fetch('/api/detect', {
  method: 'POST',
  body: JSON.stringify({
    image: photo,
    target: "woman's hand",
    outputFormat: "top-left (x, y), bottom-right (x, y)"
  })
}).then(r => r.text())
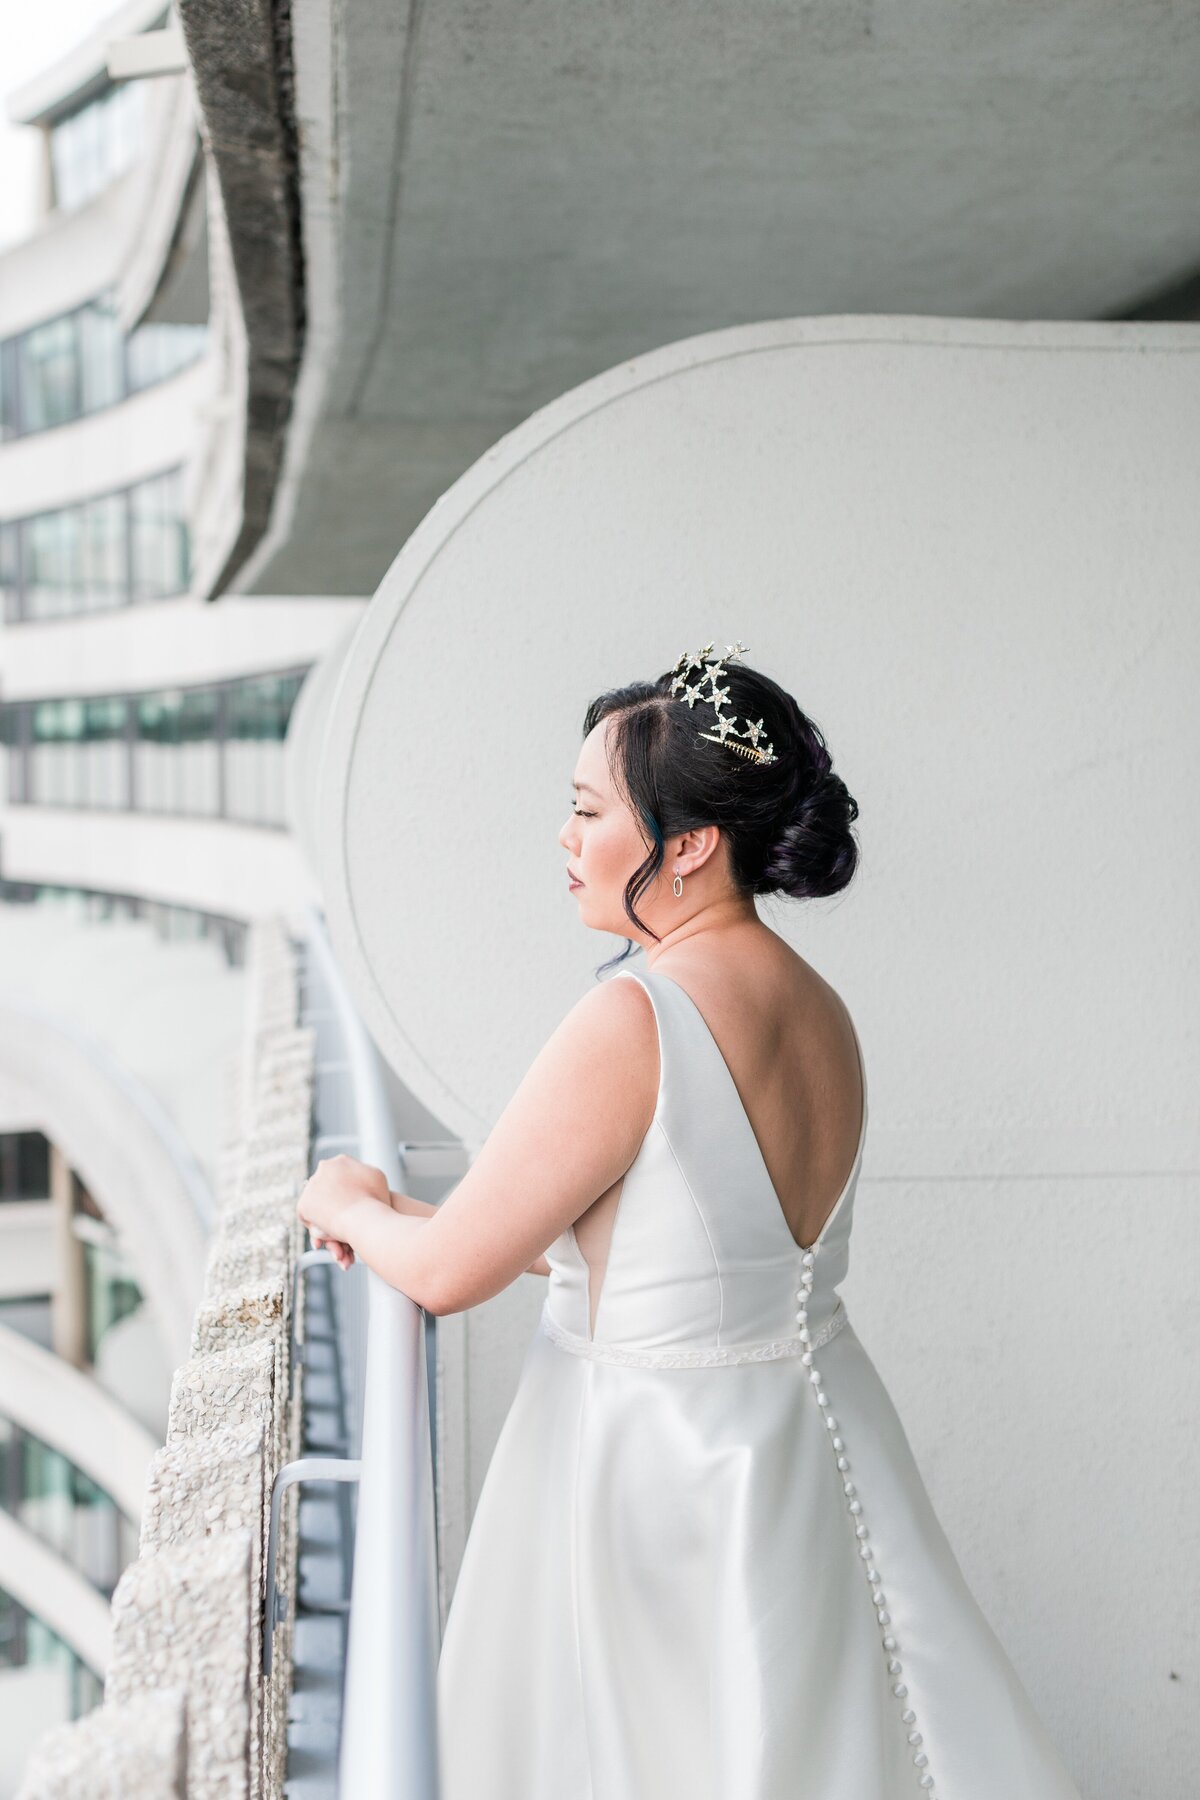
top-left (310, 1231), bottom-right (355, 1271)
top-left (297, 1155), bottom-right (392, 1265)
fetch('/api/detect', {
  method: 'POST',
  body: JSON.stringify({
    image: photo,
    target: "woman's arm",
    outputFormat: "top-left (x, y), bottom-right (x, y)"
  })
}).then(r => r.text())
top-left (389, 1188), bottom-right (550, 1277)
top-left (305, 978), bottom-right (658, 1314)
top-left (387, 1189), bottom-right (438, 1219)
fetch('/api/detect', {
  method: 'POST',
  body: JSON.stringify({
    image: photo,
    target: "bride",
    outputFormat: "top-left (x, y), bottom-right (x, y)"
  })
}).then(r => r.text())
top-left (298, 642), bottom-right (1083, 1800)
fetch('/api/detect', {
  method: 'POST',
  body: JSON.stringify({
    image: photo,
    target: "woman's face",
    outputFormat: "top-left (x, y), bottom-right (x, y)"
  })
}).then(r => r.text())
top-left (559, 718), bottom-right (661, 940)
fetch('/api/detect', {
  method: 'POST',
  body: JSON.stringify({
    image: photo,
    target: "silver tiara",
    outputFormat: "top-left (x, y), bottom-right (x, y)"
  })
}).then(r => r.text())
top-left (668, 642), bottom-right (779, 765)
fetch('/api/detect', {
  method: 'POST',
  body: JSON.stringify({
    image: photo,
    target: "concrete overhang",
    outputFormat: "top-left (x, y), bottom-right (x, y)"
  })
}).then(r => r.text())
top-left (178, 0), bottom-right (1200, 602)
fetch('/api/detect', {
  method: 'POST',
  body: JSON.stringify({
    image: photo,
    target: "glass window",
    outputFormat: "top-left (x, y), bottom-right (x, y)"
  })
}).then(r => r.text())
top-left (31, 698), bottom-right (85, 807)
top-left (18, 1437), bottom-right (74, 1562)
top-left (1, 1417), bottom-right (134, 1600)
top-left (82, 1238), bottom-right (143, 1370)
top-left (135, 688), bottom-right (181, 813)
top-left (0, 1298), bottom-right (54, 1351)
top-left (1, 291), bottom-right (207, 438)
top-left (0, 337), bottom-right (18, 440)
top-left (82, 492), bottom-right (129, 612)
top-left (25, 510), bottom-right (82, 621)
top-left (0, 703), bottom-right (29, 802)
top-left (0, 1587), bottom-right (103, 1721)
top-left (4, 467), bottom-right (182, 620)
top-left (0, 521), bottom-right (19, 623)
top-left (179, 687), bottom-right (221, 816)
top-left (126, 321), bottom-right (208, 393)
top-left (9, 673), bottom-right (304, 824)
top-left (224, 674), bottom-right (303, 826)
top-left (82, 697), bottom-right (129, 810)
top-left (50, 82), bottom-right (144, 214)
top-left (130, 468), bottom-right (188, 600)
top-left (18, 315), bottom-right (80, 432)
top-left (78, 297), bottom-right (124, 413)
top-left (0, 1131), bottom-right (50, 1200)
top-left (135, 686), bottom-right (221, 816)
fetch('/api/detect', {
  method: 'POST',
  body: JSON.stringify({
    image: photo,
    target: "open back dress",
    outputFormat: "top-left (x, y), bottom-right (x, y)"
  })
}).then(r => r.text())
top-left (436, 965), bottom-right (1083, 1800)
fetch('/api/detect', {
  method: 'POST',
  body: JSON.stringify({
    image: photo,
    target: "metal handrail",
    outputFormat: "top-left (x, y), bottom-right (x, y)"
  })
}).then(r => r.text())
top-left (264, 1456), bottom-right (362, 1677)
top-left (302, 906), bottom-right (442, 1798)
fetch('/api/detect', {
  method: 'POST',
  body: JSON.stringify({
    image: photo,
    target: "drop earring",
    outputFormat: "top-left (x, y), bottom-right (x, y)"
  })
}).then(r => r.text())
top-left (673, 873), bottom-right (684, 898)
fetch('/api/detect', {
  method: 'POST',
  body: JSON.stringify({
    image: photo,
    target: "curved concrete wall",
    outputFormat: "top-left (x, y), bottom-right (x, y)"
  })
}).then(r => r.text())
top-left (0, 355), bottom-right (215, 524)
top-left (0, 595), bottom-right (363, 702)
top-left (315, 314), bottom-right (1199, 1798)
top-left (0, 810), bottom-right (319, 926)
top-left (0, 1324), bottom-right (158, 1526)
top-left (0, 1512), bottom-right (111, 1673)
top-left (0, 1005), bottom-right (208, 1367)
top-left (0, 64), bottom-right (188, 341)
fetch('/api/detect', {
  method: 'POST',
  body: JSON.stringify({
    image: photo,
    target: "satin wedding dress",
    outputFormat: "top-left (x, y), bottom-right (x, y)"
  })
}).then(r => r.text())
top-left (436, 966), bottom-right (1083, 1800)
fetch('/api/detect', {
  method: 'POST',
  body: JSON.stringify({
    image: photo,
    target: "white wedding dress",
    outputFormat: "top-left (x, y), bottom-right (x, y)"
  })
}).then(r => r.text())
top-left (436, 966), bottom-right (1083, 1799)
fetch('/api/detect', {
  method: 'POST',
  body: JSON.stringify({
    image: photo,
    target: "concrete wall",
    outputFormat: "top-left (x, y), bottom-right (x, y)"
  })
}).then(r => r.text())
top-left (0, 597), bottom-right (364, 704)
top-left (0, 811), bottom-right (319, 926)
top-left (309, 313), bottom-right (1200, 1800)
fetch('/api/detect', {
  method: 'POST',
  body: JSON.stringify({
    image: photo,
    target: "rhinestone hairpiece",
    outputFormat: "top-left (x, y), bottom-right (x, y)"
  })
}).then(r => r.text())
top-left (668, 641), bottom-right (779, 765)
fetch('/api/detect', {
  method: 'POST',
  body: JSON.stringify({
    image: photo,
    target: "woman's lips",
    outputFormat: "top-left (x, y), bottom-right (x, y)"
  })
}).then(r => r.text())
top-left (568, 873), bottom-right (583, 889)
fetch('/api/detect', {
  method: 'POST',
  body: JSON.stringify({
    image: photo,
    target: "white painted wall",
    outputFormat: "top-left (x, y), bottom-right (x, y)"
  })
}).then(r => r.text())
top-left (307, 314), bottom-right (1200, 1800)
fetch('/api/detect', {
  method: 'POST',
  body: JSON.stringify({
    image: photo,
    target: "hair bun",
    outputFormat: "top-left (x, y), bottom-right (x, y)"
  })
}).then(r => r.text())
top-left (758, 769), bottom-right (859, 900)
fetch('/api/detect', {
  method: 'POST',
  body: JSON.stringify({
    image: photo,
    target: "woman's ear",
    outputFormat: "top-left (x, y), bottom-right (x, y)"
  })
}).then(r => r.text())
top-left (674, 823), bottom-right (722, 877)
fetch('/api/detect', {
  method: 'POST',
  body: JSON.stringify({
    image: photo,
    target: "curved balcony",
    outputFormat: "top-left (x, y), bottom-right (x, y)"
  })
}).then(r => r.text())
top-left (0, 1333), bottom-right (146, 1607)
top-left (0, 1554), bottom-right (107, 1741)
top-left (1, 666), bottom-right (306, 827)
top-left (0, 354), bottom-right (213, 535)
top-left (0, 910), bottom-right (237, 1368)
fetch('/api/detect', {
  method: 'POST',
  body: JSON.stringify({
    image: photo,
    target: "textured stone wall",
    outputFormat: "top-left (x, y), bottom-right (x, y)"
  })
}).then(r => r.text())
top-left (17, 919), bottom-right (315, 1799)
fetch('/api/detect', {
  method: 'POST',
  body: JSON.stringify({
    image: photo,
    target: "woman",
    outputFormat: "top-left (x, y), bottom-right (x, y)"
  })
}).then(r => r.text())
top-left (298, 643), bottom-right (1084, 1800)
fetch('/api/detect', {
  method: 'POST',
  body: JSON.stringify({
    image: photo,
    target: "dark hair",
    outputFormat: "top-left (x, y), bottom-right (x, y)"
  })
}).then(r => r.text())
top-left (582, 657), bottom-right (859, 966)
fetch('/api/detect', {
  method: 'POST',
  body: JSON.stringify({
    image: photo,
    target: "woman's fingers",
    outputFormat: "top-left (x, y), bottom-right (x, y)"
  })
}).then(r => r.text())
top-left (304, 1224), bottom-right (354, 1268)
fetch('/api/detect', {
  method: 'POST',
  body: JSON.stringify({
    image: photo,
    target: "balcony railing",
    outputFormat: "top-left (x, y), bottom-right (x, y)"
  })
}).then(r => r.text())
top-left (299, 906), bottom-right (442, 1798)
top-left (14, 907), bottom-right (445, 1798)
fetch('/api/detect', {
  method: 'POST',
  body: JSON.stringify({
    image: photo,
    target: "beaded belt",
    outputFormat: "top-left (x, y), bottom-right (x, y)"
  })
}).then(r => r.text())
top-left (538, 1297), bottom-right (849, 1368)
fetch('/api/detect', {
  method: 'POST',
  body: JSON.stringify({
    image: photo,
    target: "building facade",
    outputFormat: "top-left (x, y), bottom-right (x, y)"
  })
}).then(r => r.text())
top-left (0, 6), bottom-right (361, 1786)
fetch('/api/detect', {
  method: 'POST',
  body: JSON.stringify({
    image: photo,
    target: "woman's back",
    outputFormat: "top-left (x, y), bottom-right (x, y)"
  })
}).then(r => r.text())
top-left (571, 933), bottom-right (867, 1332)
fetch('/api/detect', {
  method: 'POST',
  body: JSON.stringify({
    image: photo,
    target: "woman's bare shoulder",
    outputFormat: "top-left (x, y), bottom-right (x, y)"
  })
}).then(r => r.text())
top-left (558, 968), bottom-right (659, 1064)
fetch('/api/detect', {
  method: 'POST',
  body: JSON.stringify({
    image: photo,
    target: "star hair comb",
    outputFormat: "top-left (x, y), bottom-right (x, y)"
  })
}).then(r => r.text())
top-left (668, 641), bottom-right (779, 765)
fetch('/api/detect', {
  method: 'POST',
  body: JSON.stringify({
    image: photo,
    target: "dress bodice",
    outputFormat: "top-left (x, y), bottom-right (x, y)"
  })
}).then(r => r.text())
top-left (542, 965), bottom-right (868, 1363)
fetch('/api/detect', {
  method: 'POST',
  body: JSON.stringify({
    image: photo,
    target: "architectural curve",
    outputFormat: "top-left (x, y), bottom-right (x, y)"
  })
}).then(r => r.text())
top-left (0, 1001), bottom-right (210, 1364)
top-left (311, 312), bottom-right (1200, 1154)
top-left (0, 1324), bottom-right (157, 1525)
